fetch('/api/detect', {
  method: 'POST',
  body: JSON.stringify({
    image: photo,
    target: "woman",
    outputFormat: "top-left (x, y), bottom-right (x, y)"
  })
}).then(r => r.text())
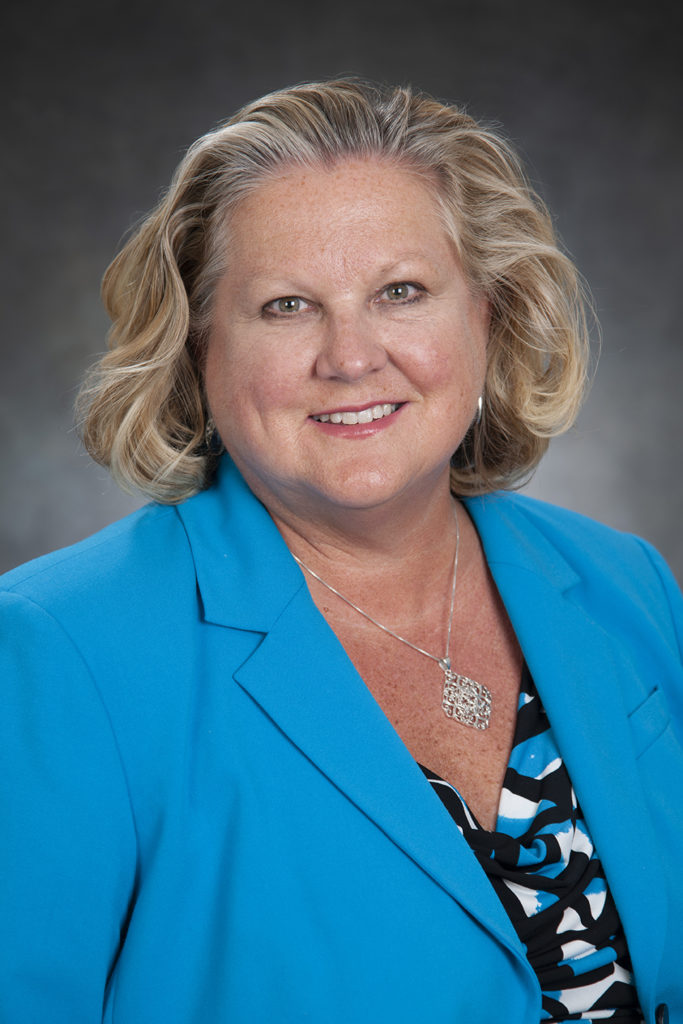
top-left (1, 80), bottom-right (681, 1023)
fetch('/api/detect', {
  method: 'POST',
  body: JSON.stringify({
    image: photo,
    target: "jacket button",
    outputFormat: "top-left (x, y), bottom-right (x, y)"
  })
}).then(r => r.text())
top-left (655, 1004), bottom-right (669, 1024)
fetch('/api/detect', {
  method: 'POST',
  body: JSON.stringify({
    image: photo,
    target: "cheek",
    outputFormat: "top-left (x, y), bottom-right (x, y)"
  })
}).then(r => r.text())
top-left (205, 334), bottom-right (305, 427)
top-left (204, 336), bottom-right (250, 426)
top-left (404, 322), bottom-right (486, 394)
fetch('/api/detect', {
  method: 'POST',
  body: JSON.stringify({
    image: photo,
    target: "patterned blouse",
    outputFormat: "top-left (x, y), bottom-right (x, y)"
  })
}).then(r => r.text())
top-left (420, 666), bottom-right (645, 1023)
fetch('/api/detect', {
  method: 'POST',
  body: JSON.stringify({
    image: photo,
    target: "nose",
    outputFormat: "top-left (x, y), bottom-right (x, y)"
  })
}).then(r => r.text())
top-left (315, 315), bottom-right (388, 382)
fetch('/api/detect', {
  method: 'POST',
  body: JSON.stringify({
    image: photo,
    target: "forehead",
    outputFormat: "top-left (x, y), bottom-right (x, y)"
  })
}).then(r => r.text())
top-left (224, 157), bottom-right (455, 268)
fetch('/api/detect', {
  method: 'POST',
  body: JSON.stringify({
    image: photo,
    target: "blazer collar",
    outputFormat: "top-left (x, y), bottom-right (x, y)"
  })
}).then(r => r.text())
top-left (177, 456), bottom-right (305, 631)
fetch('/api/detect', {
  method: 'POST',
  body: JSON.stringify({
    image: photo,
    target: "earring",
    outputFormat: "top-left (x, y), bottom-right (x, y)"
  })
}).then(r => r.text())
top-left (204, 417), bottom-right (221, 452)
top-left (475, 395), bottom-right (483, 426)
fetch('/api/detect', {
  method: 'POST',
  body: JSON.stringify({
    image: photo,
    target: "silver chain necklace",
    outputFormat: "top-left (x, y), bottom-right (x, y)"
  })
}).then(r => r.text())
top-left (290, 506), bottom-right (492, 730)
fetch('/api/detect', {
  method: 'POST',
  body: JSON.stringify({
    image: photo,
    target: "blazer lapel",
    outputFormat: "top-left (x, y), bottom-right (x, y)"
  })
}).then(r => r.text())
top-left (468, 494), bottom-right (667, 1011)
top-left (234, 585), bottom-right (533, 960)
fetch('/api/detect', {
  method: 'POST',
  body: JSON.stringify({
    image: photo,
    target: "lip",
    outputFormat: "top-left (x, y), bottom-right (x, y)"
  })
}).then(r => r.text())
top-left (311, 400), bottom-right (400, 415)
top-left (313, 401), bottom-right (393, 413)
top-left (309, 401), bottom-right (405, 436)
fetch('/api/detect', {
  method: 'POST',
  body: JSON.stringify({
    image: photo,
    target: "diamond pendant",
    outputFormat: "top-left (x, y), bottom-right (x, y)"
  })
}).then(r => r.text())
top-left (439, 661), bottom-right (491, 730)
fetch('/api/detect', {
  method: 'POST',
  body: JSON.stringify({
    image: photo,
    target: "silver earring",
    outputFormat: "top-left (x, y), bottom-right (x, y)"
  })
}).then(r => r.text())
top-left (475, 395), bottom-right (483, 426)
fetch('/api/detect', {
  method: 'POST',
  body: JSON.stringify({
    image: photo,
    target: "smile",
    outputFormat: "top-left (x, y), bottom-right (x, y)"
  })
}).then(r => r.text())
top-left (312, 403), bottom-right (401, 425)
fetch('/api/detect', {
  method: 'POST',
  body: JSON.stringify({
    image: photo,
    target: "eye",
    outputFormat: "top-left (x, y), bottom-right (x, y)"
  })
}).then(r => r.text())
top-left (263, 295), bottom-right (312, 316)
top-left (381, 282), bottom-right (424, 303)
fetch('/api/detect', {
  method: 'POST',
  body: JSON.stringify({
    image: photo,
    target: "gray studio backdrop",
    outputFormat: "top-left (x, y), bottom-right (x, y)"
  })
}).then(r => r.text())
top-left (2, 0), bottom-right (682, 581)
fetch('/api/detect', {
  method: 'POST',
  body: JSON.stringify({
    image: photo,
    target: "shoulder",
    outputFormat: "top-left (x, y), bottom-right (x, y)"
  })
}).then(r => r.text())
top-left (468, 489), bottom-right (683, 663)
top-left (467, 488), bottom-right (628, 545)
top-left (0, 498), bottom-right (215, 831)
top-left (0, 500), bottom-right (202, 694)
top-left (1, 501), bottom-right (190, 617)
top-left (467, 489), bottom-right (672, 582)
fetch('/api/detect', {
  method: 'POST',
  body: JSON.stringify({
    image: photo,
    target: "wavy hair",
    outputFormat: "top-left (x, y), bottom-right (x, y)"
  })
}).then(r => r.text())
top-left (78, 78), bottom-right (592, 501)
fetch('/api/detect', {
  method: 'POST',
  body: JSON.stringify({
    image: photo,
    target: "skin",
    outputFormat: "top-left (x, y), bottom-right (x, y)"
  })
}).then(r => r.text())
top-left (205, 158), bottom-right (487, 534)
top-left (205, 158), bottom-right (522, 829)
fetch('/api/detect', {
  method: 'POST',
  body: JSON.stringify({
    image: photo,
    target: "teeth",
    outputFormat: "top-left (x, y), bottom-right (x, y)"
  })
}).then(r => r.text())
top-left (313, 403), bottom-right (399, 425)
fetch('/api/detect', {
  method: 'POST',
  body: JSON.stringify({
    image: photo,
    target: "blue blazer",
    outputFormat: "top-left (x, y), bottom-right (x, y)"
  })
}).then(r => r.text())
top-left (2, 456), bottom-right (682, 1023)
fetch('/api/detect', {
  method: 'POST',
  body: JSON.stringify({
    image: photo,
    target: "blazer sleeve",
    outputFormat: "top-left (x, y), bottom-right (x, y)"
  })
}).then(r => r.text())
top-left (0, 592), bottom-right (137, 1023)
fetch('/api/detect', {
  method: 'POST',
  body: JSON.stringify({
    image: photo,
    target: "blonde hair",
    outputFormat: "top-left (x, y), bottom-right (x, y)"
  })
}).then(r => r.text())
top-left (78, 78), bottom-right (592, 501)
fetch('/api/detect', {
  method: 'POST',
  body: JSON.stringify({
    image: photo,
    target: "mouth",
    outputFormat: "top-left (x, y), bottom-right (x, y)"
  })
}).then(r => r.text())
top-left (311, 403), bottom-right (402, 425)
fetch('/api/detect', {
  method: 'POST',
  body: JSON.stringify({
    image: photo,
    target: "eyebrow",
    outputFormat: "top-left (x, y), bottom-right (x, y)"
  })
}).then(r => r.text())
top-left (371, 254), bottom-right (444, 275)
top-left (231, 250), bottom-right (450, 299)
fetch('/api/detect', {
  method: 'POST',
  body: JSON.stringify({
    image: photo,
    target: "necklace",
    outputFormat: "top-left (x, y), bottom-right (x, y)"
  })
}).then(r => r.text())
top-left (290, 506), bottom-right (492, 730)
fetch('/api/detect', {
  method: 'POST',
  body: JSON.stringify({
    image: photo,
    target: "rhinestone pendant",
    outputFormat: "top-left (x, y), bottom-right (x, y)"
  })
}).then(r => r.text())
top-left (440, 664), bottom-right (491, 730)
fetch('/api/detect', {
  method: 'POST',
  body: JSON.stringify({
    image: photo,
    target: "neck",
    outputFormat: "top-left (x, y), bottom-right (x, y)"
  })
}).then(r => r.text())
top-left (268, 486), bottom-right (479, 628)
top-left (276, 488), bottom-right (454, 564)
top-left (233, 449), bottom-right (456, 563)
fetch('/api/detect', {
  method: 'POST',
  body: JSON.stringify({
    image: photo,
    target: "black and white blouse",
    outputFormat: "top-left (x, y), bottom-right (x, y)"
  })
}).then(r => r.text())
top-left (420, 666), bottom-right (645, 1023)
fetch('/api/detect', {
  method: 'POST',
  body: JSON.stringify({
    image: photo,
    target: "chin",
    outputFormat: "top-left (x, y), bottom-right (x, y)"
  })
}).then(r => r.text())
top-left (308, 469), bottom-right (431, 513)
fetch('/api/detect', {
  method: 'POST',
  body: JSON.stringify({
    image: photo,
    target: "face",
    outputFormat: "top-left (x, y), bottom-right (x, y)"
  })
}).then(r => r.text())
top-left (205, 158), bottom-right (489, 526)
